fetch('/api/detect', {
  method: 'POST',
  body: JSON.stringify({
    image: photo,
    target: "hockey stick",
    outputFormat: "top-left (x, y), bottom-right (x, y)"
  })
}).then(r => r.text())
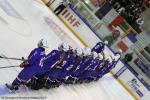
top-left (0, 65), bottom-right (19, 69)
top-left (0, 56), bottom-right (23, 61)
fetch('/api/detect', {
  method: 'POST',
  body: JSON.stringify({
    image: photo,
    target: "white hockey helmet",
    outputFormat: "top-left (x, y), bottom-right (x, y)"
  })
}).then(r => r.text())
top-left (92, 51), bottom-right (98, 59)
top-left (82, 47), bottom-right (91, 56)
top-left (114, 53), bottom-right (121, 61)
top-left (58, 42), bottom-right (69, 52)
top-left (38, 39), bottom-right (48, 48)
top-left (103, 51), bottom-right (110, 60)
top-left (74, 48), bottom-right (83, 56)
top-left (108, 56), bottom-right (113, 63)
top-left (98, 53), bottom-right (103, 60)
top-left (104, 40), bottom-right (108, 45)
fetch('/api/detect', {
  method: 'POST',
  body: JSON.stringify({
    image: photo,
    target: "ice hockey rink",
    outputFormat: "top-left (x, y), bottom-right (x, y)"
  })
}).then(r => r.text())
top-left (0, 0), bottom-right (135, 100)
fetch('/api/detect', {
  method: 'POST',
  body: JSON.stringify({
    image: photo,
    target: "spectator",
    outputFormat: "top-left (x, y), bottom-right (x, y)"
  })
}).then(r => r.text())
top-left (124, 53), bottom-right (133, 63)
top-left (54, 0), bottom-right (71, 15)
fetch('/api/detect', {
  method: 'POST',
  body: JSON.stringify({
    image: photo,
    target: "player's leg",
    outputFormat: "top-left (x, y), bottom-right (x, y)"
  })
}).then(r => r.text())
top-left (6, 66), bottom-right (40, 91)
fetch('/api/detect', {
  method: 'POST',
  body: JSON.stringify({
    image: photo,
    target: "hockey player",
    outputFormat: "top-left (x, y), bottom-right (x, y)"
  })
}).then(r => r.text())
top-left (90, 53), bottom-right (105, 81)
top-left (27, 42), bottom-right (70, 90)
top-left (44, 42), bottom-right (71, 89)
top-left (100, 55), bottom-right (113, 76)
top-left (101, 53), bottom-right (121, 76)
top-left (93, 51), bottom-right (111, 81)
top-left (6, 39), bottom-right (48, 92)
top-left (55, 46), bottom-right (75, 84)
top-left (64, 48), bottom-right (83, 84)
top-left (81, 51), bottom-right (100, 83)
top-left (92, 41), bottom-right (108, 53)
top-left (72, 47), bottom-right (92, 84)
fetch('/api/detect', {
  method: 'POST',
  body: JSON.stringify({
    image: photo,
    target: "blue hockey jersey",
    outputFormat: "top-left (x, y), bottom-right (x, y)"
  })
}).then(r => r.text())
top-left (80, 57), bottom-right (101, 80)
top-left (90, 59), bottom-right (105, 79)
top-left (70, 55), bottom-right (83, 77)
top-left (92, 42), bottom-right (105, 53)
top-left (73, 56), bottom-right (93, 78)
top-left (15, 47), bottom-right (46, 82)
top-left (101, 59), bottom-right (118, 75)
top-left (39, 50), bottom-right (64, 74)
top-left (27, 47), bottom-right (46, 66)
top-left (59, 53), bottom-right (75, 79)
top-left (46, 52), bottom-right (74, 80)
top-left (92, 59), bottom-right (109, 79)
top-left (100, 60), bottom-right (114, 76)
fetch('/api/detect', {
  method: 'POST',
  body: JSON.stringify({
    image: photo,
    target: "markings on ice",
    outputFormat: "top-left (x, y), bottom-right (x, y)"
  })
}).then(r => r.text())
top-left (0, 85), bottom-right (30, 95)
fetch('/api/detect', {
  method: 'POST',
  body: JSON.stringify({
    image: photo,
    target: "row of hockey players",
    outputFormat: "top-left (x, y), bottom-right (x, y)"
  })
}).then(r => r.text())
top-left (6, 39), bottom-right (121, 92)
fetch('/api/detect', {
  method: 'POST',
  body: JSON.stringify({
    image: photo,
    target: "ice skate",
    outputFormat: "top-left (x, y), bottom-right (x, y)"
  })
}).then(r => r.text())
top-left (5, 83), bottom-right (19, 93)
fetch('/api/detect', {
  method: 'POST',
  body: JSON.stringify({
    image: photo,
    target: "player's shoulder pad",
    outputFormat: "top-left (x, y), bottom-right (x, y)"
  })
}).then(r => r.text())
top-left (51, 49), bottom-right (62, 55)
top-left (51, 49), bottom-right (60, 53)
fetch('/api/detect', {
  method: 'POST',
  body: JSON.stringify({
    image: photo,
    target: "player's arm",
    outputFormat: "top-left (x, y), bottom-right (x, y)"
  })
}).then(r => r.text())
top-left (44, 50), bottom-right (60, 63)
top-left (20, 49), bottom-right (40, 68)
top-left (27, 49), bottom-right (43, 65)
